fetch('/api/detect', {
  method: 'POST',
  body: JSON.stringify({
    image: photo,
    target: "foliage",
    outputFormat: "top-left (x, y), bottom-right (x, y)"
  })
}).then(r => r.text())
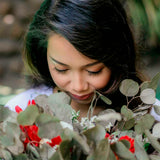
top-left (0, 73), bottom-right (160, 160)
top-left (125, 0), bottom-right (160, 48)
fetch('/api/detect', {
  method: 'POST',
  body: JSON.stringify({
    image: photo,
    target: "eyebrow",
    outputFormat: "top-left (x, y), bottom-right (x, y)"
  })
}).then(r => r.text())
top-left (49, 56), bottom-right (100, 67)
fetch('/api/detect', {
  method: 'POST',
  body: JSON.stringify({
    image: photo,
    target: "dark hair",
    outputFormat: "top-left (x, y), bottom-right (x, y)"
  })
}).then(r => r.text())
top-left (24, 0), bottom-right (143, 110)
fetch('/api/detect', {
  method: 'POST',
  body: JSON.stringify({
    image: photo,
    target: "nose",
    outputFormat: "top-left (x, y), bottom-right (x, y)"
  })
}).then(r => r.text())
top-left (71, 72), bottom-right (88, 93)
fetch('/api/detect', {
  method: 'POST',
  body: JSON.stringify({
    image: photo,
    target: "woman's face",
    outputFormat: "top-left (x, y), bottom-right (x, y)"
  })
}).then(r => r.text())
top-left (47, 34), bottom-right (111, 105)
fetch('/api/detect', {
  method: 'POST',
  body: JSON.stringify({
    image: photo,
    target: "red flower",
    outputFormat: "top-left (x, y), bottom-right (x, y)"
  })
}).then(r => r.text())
top-left (119, 135), bottom-right (135, 153)
top-left (21, 125), bottom-right (41, 148)
top-left (27, 99), bottom-right (36, 106)
top-left (15, 105), bottom-right (23, 113)
top-left (105, 134), bottom-right (135, 160)
top-left (47, 136), bottom-right (62, 147)
top-left (15, 101), bottom-right (62, 150)
top-left (105, 133), bottom-right (110, 138)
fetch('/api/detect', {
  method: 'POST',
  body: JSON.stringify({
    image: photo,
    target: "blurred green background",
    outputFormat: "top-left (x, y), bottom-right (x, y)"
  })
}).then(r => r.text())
top-left (0, 0), bottom-right (160, 105)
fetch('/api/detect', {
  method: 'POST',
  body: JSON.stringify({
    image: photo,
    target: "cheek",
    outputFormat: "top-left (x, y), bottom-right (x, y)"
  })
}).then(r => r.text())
top-left (90, 71), bottom-right (111, 89)
top-left (50, 71), bottom-right (67, 88)
top-left (48, 64), bottom-right (65, 87)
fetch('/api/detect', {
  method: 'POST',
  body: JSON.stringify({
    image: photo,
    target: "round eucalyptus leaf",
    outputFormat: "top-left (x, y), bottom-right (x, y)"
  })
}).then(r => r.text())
top-left (152, 123), bottom-right (160, 138)
top-left (121, 105), bottom-right (133, 120)
top-left (87, 139), bottom-right (110, 160)
top-left (135, 114), bottom-right (155, 134)
top-left (7, 137), bottom-right (24, 155)
top-left (134, 136), bottom-right (150, 160)
top-left (119, 79), bottom-right (139, 97)
top-left (17, 105), bottom-right (39, 126)
top-left (123, 118), bottom-right (135, 130)
top-left (141, 81), bottom-right (150, 91)
top-left (111, 141), bottom-right (135, 159)
top-left (145, 130), bottom-right (160, 153)
top-left (83, 125), bottom-right (106, 146)
top-left (149, 72), bottom-right (160, 90)
top-left (153, 105), bottom-right (160, 115)
top-left (38, 121), bottom-right (63, 139)
top-left (140, 89), bottom-right (156, 104)
top-left (0, 106), bottom-right (13, 122)
top-left (36, 113), bottom-right (60, 126)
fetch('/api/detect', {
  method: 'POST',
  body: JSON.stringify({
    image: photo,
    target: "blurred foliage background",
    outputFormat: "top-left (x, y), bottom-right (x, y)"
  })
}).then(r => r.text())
top-left (124, 0), bottom-right (160, 99)
top-left (0, 0), bottom-right (160, 105)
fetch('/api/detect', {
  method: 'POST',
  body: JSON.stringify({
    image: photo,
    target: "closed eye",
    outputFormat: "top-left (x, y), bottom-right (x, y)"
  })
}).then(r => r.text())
top-left (55, 67), bottom-right (68, 73)
top-left (87, 68), bottom-right (103, 75)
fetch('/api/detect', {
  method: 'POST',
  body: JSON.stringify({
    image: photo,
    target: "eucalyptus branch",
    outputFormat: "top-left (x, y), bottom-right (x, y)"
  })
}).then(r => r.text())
top-left (87, 91), bottom-right (97, 120)
top-left (127, 96), bottom-right (140, 108)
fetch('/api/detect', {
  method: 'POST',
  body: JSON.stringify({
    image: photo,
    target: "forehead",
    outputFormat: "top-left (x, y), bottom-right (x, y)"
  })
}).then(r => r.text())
top-left (47, 34), bottom-right (98, 66)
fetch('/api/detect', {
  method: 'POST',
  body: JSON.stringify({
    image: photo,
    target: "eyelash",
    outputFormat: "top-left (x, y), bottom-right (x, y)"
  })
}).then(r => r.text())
top-left (54, 67), bottom-right (102, 75)
top-left (87, 69), bottom-right (102, 76)
top-left (55, 67), bottom-right (68, 73)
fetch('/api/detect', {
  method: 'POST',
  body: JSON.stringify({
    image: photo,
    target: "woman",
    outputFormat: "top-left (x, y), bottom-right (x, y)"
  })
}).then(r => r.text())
top-left (5, 0), bottom-right (160, 120)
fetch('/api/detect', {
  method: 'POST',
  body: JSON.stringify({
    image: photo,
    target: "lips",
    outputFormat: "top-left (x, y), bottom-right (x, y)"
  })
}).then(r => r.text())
top-left (70, 93), bottom-right (93, 100)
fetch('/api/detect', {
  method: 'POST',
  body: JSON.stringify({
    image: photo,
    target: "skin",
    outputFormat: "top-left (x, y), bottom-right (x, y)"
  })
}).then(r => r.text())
top-left (47, 34), bottom-right (111, 118)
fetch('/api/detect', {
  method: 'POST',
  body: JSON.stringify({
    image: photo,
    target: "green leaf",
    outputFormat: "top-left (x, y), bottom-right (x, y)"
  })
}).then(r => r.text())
top-left (149, 72), bottom-right (160, 91)
top-left (62, 128), bottom-right (90, 154)
top-left (120, 139), bottom-right (131, 149)
top-left (152, 123), bottom-right (160, 138)
top-left (135, 114), bottom-right (155, 134)
top-left (48, 92), bottom-right (71, 105)
top-left (87, 139), bottom-right (110, 160)
top-left (141, 81), bottom-right (150, 91)
top-left (17, 105), bottom-right (39, 125)
top-left (36, 113), bottom-right (60, 125)
top-left (119, 79), bottom-right (139, 97)
top-left (140, 88), bottom-right (156, 104)
top-left (39, 143), bottom-right (55, 160)
top-left (134, 136), bottom-right (150, 160)
top-left (13, 154), bottom-right (28, 160)
top-left (6, 121), bottom-right (20, 139)
top-left (145, 129), bottom-right (160, 153)
top-left (153, 105), bottom-right (160, 115)
top-left (0, 122), bottom-right (21, 147)
top-left (1, 150), bottom-right (12, 160)
top-left (26, 143), bottom-right (40, 159)
top-left (6, 137), bottom-right (24, 155)
top-left (97, 112), bottom-right (121, 122)
top-left (0, 105), bottom-right (13, 122)
top-left (49, 149), bottom-right (63, 160)
top-left (0, 135), bottom-right (14, 147)
top-left (108, 149), bottom-right (117, 160)
top-left (121, 105), bottom-right (134, 120)
top-left (38, 121), bottom-right (63, 139)
top-left (141, 72), bottom-right (160, 92)
top-left (149, 155), bottom-right (160, 160)
top-left (83, 125), bottom-right (106, 146)
top-left (59, 139), bottom-right (72, 160)
top-left (47, 93), bottom-right (72, 124)
top-left (96, 92), bottom-right (112, 105)
top-left (111, 141), bottom-right (135, 159)
top-left (123, 118), bottom-right (135, 130)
